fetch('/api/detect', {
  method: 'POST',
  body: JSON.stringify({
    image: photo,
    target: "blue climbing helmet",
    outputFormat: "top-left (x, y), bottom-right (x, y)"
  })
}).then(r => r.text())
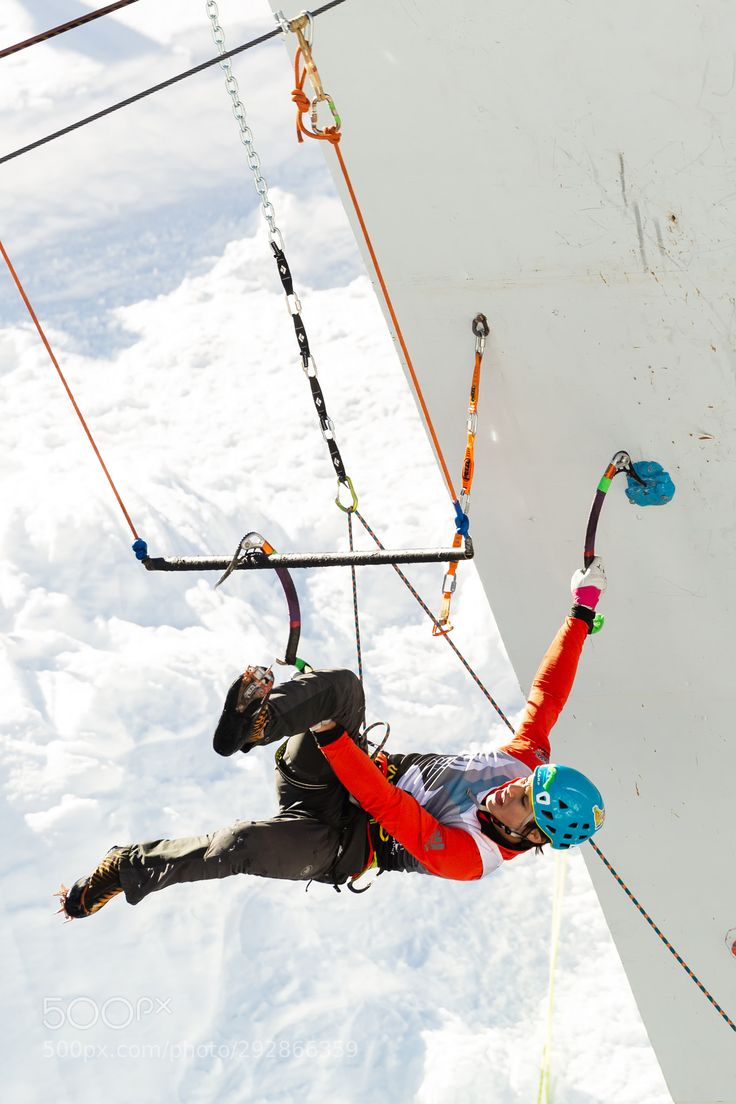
top-left (531, 764), bottom-right (605, 849)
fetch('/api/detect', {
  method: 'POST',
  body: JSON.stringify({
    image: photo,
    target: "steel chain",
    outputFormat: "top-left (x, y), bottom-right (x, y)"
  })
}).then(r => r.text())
top-left (204, 2), bottom-right (357, 511)
top-left (205, 0), bottom-right (283, 249)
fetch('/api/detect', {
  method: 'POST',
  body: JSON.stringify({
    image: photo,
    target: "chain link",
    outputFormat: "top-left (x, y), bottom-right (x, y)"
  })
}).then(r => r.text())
top-left (205, 0), bottom-right (283, 249)
top-left (205, 1), bottom-right (357, 511)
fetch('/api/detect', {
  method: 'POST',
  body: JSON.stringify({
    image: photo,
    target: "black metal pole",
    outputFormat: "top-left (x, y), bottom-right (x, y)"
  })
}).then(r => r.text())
top-left (143, 540), bottom-right (474, 572)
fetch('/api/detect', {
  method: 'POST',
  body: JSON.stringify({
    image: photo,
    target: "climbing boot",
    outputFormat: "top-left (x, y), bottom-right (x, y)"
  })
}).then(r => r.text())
top-left (55, 846), bottom-right (128, 920)
top-left (212, 665), bottom-right (275, 757)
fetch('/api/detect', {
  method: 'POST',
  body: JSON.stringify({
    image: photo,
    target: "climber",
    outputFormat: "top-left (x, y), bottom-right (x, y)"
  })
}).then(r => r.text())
top-left (56, 558), bottom-right (607, 918)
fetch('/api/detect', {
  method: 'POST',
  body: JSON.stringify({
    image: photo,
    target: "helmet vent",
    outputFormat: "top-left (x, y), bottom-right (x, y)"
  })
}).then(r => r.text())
top-left (569, 822), bottom-right (578, 829)
top-left (563, 833), bottom-right (572, 840)
top-left (582, 823), bottom-right (590, 830)
top-left (558, 799), bottom-right (569, 810)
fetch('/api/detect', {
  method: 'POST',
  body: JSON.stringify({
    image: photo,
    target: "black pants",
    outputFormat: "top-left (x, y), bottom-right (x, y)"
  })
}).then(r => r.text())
top-left (119, 669), bottom-right (369, 905)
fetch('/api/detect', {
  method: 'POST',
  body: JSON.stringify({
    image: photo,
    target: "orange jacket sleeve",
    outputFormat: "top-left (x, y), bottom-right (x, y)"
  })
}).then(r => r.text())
top-left (500, 616), bottom-right (588, 772)
top-left (319, 735), bottom-right (483, 880)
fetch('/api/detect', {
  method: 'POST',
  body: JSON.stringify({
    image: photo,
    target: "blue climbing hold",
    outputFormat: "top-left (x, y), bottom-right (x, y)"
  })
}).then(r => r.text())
top-left (453, 500), bottom-right (470, 536)
top-left (625, 461), bottom-right (675, 506)
top-left (132, 538), bottom-right (149, 560)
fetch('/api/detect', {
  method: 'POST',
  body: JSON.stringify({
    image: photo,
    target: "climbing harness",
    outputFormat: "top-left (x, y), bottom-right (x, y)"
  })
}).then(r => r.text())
top-left (434, 314), bottom-right (489, 635)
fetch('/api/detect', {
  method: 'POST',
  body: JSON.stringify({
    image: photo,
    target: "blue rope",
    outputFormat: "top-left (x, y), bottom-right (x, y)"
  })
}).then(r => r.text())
top-left (453, 499), bottom-right (470, 536)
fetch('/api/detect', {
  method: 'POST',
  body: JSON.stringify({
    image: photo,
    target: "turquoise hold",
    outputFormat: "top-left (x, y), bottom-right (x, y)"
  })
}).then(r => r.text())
top-left (625, 461), bottom-right (675, 506)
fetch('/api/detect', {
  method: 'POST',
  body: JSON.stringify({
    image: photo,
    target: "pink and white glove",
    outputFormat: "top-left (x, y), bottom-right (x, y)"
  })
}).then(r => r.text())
top-left (571, 556), bottom-right (607, 611)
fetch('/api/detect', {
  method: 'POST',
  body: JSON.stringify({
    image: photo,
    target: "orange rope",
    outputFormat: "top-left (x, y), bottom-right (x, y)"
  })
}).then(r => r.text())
top-left (0, 240), bottom-right (140, 540)
top-left (331, 141), bottom-right (457, 501)
top-left (292, 48), bottom-right (341, 145)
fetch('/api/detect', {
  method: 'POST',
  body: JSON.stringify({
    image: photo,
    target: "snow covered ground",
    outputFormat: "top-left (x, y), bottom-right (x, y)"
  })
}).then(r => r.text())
top-left (1, 3), bottom-right (672, 1102)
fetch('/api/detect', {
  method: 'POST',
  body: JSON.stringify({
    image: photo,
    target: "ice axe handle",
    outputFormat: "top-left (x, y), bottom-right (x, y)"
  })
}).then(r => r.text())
top-left (583, 491), bottom-right (605, 569)
top-left (583, 450), bottom-right (635, 568)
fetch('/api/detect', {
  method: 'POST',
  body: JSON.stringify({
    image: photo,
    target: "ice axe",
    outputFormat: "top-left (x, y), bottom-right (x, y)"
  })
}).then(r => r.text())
top-left (582, 450), bottom-right (675, 631)
top-left (216, 531), bottom-right (305, 670)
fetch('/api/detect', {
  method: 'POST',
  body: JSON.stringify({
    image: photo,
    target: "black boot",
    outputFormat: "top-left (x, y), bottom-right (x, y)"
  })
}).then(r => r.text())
top-left (213, 666), bottom-right (275, 756)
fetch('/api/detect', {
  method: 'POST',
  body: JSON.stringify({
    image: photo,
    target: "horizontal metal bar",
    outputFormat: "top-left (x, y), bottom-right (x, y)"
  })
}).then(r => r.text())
top-left (143, 540), bottom-right (474, 572)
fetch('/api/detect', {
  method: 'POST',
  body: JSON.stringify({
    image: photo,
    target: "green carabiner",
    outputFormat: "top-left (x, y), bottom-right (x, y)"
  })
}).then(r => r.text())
top-left (335, 475), bottom-right (358, 513)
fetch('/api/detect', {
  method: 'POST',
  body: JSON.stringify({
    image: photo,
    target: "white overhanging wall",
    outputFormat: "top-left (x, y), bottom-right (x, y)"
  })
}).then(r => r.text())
top-left (269, 2), bottom-right (736, 1102)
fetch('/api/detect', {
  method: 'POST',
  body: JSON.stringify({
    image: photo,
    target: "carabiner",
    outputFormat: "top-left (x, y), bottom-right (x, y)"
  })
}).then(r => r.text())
top-left (335, 475), bottom-right (358, 513)
top-left (472, 313), bottom-right (490, 354)
top-left (310, 94), bottom-right (341, 135)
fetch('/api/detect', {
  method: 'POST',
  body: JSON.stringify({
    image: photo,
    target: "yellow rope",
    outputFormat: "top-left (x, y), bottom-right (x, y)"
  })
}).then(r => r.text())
top-left (536, 851), bottom-right (568, 1104)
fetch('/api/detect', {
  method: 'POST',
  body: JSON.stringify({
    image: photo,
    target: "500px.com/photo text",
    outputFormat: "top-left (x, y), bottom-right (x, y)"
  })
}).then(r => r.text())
top-left (43, 1039), bottom-right (360, 1063)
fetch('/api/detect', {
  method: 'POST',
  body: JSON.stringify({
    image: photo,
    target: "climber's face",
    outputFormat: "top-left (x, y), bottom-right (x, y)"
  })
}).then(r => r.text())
top-left (485, 777), bottom-right (545, 845)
